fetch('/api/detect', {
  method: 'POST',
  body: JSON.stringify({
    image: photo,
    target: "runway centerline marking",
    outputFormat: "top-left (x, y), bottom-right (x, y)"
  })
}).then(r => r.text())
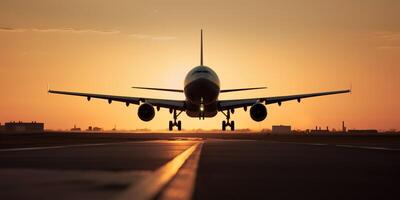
top-left (116, 142), bottom-right (202, 200)
top-left (158, 142), bottom-right (203, 200)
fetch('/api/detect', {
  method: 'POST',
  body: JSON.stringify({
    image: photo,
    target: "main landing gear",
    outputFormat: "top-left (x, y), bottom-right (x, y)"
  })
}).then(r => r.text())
top-left (169, 109), bottom-right (183, 131)
top-left (221, 109), bottom-right (235, 131)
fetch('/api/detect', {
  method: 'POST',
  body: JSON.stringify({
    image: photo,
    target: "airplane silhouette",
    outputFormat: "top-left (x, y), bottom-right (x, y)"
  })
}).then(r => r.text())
top-left (49, 30), bottom-right (350, 131)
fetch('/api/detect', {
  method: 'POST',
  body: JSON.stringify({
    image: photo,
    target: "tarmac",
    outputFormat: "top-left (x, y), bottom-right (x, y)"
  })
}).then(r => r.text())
top-left (0, 132), bottom-right (399, 200)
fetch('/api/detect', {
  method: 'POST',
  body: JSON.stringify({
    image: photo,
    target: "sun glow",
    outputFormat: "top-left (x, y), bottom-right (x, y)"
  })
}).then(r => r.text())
top-left (1, 1), bottom-right (399, 131)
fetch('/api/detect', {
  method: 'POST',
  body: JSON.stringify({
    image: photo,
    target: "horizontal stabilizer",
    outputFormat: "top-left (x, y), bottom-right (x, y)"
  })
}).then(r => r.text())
top-left (220, 87), bottom-right (267, 93)
top-left (132, 86), bottom-right (183, 93)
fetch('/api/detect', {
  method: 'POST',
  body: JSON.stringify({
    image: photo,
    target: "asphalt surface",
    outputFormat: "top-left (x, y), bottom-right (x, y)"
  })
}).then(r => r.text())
top-left (0, 133), bottom-right (399, 200)
top-left (0, 139), bottom-right (198, 200)
top-left (195, 139), bottom-right (400, 200)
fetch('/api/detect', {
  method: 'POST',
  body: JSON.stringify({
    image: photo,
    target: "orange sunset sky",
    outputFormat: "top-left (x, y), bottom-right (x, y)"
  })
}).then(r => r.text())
top-left (1, 0), bottom-right (399, 131)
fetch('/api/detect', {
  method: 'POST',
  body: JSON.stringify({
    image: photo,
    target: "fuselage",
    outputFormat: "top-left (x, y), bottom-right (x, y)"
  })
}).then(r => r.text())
top-left (184, 66), bottom-right (220, 117)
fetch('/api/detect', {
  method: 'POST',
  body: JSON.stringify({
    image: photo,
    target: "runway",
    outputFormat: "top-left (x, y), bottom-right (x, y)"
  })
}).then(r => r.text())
top-left (0, 133), bottom-right (399, 200)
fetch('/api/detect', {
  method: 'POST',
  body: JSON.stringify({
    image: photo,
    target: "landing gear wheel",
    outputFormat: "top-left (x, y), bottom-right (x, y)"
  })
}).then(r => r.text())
top-left (169, 121), bottom-right (173, 131)
top-left (231, 121), bottom-right (235, 131)
top-left (222, 121), bottom-right (226, 131)
top-left (177, 121), bottom-right (182, 131)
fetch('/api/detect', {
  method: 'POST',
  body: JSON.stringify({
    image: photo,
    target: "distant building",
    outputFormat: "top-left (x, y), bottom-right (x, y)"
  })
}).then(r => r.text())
top-left (0, 123), bottom-right (5, 132)
top-left (93, 127), bottom-right (103, 131)
top-left (342, 121), bottom-right (347, 133)
top-left (4, 121), bottom-right (44, 132)
top-left (70, 125), bottom-right (81, 131)
top-left (272, 125), bottom-right (291, 134)
top-left (86, 126), bottom-right (103, 132)
top-left (310, 126), bottom-right (330, 134)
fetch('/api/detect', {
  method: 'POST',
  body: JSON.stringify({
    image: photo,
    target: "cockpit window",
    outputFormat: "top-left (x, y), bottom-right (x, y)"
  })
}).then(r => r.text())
top-left (193, 70), bottom-right (210, 74)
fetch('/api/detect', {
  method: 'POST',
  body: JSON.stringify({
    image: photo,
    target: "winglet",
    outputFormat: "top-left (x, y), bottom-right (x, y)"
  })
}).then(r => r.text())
top-left (200, 29), bottom-right (203, 66)
top-left (350, 83), bottom-right (352, 94)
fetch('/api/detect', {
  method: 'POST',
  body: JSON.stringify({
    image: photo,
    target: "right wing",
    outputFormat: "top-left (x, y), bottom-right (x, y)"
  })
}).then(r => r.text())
top-left (48, 90), bottom-right (185, 110)
top-left (220, 87), bottom-right (267, 93)
top-left (218, 89), bottom-right (350, 111)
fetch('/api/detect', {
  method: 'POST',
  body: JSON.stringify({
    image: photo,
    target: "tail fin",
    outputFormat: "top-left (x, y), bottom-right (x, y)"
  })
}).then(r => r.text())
top-left (200, 29), bottom-right (203, 66)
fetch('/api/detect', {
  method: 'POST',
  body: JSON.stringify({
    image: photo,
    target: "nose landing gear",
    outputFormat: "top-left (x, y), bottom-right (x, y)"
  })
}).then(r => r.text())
top-left (169, 109), bottom-right (183, 131)
top-left (221, 109), bottom-right (235, 131)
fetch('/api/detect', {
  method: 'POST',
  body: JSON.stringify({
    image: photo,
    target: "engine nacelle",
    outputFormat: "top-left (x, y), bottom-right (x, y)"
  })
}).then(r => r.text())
top-left (250, 103), bottom-right (267, 122)
top-left (138, 103), bottom-right (155, 122)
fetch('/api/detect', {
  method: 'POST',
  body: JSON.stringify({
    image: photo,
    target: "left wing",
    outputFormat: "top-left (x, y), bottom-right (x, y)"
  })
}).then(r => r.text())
top-left (48, 90), bottom-right (185, 110)
top-left (131, 86), bottom-right (183, 93)
top-left (218, 89), bottom-right (350, 111)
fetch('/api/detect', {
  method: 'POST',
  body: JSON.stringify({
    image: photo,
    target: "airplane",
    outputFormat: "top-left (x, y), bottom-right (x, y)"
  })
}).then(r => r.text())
top-left (49, 30), bottom-right (350, 131)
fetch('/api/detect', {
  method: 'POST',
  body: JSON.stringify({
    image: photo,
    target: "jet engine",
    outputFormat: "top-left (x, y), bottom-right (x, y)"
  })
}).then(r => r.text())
top-left (250, 103), bottom-right (267, 122)
top-left (138, 103), bottom-right (155, 122)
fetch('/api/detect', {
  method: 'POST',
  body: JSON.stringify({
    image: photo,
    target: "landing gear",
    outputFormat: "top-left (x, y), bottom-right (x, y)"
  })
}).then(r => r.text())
top-left (221, 109), bottom-right (235, 131)
top-left (169, 109), bottom-right (182, 131)
top-left (222, 120), bottom-right (235, 131)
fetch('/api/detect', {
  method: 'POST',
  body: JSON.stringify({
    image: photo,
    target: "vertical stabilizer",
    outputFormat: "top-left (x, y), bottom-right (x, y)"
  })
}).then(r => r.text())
top-left (200, 29), bottom-right (203, 66)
